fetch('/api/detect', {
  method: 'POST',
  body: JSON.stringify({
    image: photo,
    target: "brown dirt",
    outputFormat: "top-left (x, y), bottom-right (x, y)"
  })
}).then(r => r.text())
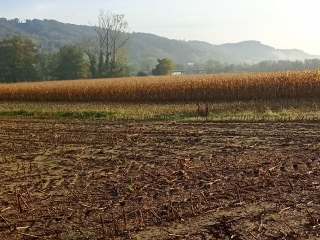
top-left (0, 118), bottom-right (320, 239)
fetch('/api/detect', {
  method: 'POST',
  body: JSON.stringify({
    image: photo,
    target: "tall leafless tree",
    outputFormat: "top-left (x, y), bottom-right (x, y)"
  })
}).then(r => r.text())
top-left (92, 9), bottom-right (131, 77)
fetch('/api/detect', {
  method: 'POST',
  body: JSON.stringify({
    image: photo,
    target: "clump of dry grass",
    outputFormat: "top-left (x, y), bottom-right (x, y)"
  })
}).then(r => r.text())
top-left (0, 70), bottom-right (320, 103)
top-left (196, 103), bottom-right (209, 119)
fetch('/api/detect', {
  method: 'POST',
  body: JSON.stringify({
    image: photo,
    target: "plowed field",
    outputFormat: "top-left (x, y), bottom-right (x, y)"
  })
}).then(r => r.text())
top-left (0, 118), bottom-right (320, 239)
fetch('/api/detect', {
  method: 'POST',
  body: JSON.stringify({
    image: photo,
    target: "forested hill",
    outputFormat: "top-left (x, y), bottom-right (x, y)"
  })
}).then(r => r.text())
top-left (0, 18), bottom-right (319, 65)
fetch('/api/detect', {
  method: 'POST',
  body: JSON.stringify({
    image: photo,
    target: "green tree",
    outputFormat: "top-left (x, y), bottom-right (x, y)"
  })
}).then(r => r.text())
top-left (34, 52), bottom-right (58, 80)
top-left (55, 44), bottom-right (88, 80)
top-left (224, 64), bottom-right (236, 73)
top-left (292, 60), bottom-right (304, 70)
top-left (127, 63), bottom-right (141, 75)
top-left (0, 35), bottom-right (37, 83)
top-left (205, 60), bottom-right (224, 74)
top-left (109, 46), bottom-right (129, 77)
top-left (139, 58), bottom-right (158, 74)
top-left (175, 64), bottom-right (184, 70)
top-left (152, 58), bottom-right (175, 76)
top-left (137, 71), bottom-right (148, 76)
top-left (76, 38), bottom-right (99, 78)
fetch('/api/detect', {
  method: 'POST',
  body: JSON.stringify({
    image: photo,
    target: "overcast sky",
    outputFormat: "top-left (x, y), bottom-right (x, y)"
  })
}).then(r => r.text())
top-left (1, 0), bottom-right (319, 55)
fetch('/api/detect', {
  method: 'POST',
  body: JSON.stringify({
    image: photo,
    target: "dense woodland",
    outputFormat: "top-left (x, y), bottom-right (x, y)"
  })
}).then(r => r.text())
top-left (1, 17), bottom-right (320, 83)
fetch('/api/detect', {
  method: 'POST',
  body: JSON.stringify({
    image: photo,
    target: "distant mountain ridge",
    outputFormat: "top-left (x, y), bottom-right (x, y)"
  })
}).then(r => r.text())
top-left (188, 40), bottom-right (319, 63)
top-left (0, 18), bottom-right (319, 65)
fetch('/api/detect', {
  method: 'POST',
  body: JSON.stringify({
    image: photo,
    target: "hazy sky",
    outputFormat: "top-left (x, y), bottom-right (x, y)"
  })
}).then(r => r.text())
top-left (1, 0), bottom-right (319, 55)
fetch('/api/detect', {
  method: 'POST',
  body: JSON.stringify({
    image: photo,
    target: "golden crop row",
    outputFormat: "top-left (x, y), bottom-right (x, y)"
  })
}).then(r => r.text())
top-left (0, 70), bottom-right (320, 102)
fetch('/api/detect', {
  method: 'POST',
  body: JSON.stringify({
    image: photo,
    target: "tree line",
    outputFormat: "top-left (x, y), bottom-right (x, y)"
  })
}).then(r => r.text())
top-left (0, 10), bottom-right (133, 83)
top-left (187, 59), bottom-right (320, 74)
top-left (0, 9), bottom-right (320, 83)
top-left (1, 34), bottom-right (319, 84)
top-left (0, 9), bottom-right (176, 83)
top-left (0, 35), bottom-right (89, 83)
top-left (0, 36), bottom-right (176, 83)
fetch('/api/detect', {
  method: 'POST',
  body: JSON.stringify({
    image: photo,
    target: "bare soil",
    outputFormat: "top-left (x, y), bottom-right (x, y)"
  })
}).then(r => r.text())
top-left (0, 118), bottom-right (320, 239)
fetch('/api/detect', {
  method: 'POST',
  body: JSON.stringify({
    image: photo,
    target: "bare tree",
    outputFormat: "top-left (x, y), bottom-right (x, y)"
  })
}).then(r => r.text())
top-left (92, 9), bottom-right (131, 77)
top-left (109, 14), bottom-right (131, 61)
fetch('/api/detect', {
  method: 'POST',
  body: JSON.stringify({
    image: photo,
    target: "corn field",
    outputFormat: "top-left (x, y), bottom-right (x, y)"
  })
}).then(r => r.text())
top-left (0, 70), bottom-right (320, 102)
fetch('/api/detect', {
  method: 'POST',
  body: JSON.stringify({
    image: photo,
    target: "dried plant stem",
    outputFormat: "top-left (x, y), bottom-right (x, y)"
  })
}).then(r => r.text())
top-left (149, 209), bottom-right (161, 222)
top-left (190, 191), bottom-right (196, 216)
top-left (100, 214), bottom-right (106, 237)
top-left (123, 207), bottom-right (127, 231)
top-left (0, 214), bottom-right (11, 228)
top-left (200, 191), bottom-right (210, 208)
top-left (24, 185), bottom-right (32, 202)
top-left (67, 220), bottom-right (89, 240)
top-left (112, 212), bottom-right (118, 235)
top-left (19, 233), bottom-right (41, 239)
top-left (288, 179), bottom-right (294, 191)
top-left (139, 209), bottom-right (144, 227)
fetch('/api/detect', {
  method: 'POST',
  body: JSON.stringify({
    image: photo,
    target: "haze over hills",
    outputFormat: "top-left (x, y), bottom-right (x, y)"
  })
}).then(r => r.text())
top-left (187, 40), bottom-right (319, 64)
top-left (0, 18), bottom-right (319, 66)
